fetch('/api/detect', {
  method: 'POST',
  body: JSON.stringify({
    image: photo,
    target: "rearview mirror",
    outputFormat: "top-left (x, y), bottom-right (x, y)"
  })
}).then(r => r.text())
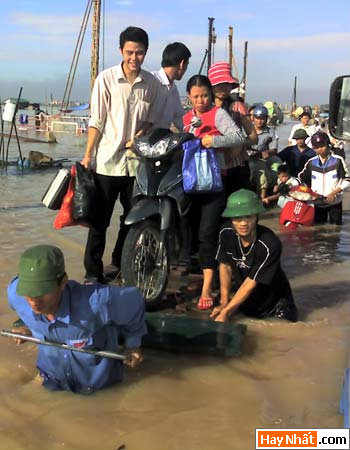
top-left (329, 75), bottom-right (350, 141)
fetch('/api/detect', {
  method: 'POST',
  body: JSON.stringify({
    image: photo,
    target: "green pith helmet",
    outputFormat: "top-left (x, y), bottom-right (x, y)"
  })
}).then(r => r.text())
top-left (222, 189), bottom-right (266, 218)
top-left (16, 245), bottom-right (65, 297)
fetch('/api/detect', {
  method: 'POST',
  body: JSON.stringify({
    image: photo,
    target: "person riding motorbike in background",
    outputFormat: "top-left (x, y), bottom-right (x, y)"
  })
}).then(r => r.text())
top-left (288, 110), bottom-right (318, 146)
top-left (249, 105), bottom-right (279, 200)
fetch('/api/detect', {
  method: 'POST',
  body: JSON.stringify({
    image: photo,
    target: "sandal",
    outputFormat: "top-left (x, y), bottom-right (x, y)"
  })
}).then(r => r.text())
top-left (197, 296), bottom-right (214, 311)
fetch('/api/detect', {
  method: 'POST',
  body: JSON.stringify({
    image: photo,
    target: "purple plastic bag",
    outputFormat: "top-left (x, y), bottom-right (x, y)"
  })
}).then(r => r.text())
top-left (182, 139), bottom-right (223, 193)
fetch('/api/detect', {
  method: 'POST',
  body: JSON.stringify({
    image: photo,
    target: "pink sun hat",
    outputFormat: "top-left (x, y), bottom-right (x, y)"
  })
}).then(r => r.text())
top-left (208, 62), bottom-right (239, 86)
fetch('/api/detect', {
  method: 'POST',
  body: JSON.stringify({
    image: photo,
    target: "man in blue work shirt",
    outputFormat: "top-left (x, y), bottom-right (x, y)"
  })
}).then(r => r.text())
top-left (278, 129), bottom-right (315, 177)
top-left (7, 245), bottom-right (147, 394)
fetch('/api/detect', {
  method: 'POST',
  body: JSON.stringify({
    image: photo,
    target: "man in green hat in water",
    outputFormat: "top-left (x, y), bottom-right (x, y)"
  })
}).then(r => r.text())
top-left (7, 245), bottom-right (146, 394)
top-left (210, 189), bottom-right (298, 323)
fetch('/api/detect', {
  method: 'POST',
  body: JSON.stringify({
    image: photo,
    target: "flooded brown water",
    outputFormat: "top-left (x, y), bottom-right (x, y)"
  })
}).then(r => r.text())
top-left (0, 121), bottom-right (348, 450)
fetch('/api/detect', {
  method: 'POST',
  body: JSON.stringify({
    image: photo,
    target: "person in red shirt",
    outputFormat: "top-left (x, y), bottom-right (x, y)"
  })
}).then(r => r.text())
top-left (183, 75), bottom-right (245, 310)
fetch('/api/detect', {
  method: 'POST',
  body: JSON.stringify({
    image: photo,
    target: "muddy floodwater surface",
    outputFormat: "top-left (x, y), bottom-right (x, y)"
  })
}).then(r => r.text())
top-left (0, 121), bottom-right (348, 450)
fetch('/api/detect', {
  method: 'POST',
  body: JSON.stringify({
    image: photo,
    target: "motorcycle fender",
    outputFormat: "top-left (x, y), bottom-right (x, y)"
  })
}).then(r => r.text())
top-left (125, 198), bottom-right (172, 231)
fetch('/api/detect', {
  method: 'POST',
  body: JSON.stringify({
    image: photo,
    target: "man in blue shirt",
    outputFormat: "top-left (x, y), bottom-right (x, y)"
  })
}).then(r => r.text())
top-left (278, 129), bottom-right (315, 177)
top-left (7, 245), bottom-right (147, 394)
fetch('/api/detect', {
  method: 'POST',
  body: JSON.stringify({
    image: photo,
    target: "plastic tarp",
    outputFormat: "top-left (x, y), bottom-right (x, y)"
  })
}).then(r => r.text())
top-left (60, 103), bottom-right (90, 113)
top-left (144, 312), bottom-right (247, 357)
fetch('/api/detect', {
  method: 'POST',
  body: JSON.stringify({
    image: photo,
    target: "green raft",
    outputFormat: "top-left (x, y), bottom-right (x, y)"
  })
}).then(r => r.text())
top-left (144, 313), bottom-right (247, 357)
top-left (12, 313), bottom-right (247, 358)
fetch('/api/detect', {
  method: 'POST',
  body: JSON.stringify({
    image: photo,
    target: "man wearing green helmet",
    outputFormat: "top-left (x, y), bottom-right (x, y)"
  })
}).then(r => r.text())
top-left (210, 189), bottom-right (298, 323)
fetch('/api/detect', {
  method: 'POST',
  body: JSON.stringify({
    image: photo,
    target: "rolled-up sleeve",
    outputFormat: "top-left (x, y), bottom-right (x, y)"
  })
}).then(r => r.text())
top-left (88, 72), bottom-right (109, 133)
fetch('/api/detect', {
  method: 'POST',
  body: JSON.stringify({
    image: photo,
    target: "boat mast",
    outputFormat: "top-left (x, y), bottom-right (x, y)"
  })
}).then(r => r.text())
top-left (242, 41), bottom-right (248, 101)
top-left (228, 26), bottom-right (233, 70)
top-left (91, 0), bottom-right (101, 92)
top-left (291, 76), bottom-right (297, 114)
top-left (228, 26), bottom-right (239, 80)
top-left (207, 17), bottom-right (215, 73)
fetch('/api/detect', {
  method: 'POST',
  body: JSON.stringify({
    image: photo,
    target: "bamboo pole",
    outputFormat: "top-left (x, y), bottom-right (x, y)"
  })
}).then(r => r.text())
top-left (292, 76), bottom-right (297, 113)
top-left (230, 27), bottom-right (239, 79)
top-left (242, 41), bottom-right (248, 101)
top-left (91, 0), bottom-right (101, 92)
top-left (207, 17), bottom-right (214, 73)
top-left (4, 87), bottom-right (23, 172)
top-left (228, 27), bottom-right (233, 69)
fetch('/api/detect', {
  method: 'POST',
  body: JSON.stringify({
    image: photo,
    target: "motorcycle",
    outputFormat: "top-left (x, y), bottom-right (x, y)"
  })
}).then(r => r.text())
top-left (120, 128), bottom-right (194, 304)
top-left (279, 185), bottom-right (320, 229)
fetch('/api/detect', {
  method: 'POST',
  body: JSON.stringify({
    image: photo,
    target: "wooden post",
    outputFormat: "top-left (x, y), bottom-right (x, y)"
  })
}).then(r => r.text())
top-left (228, 26), bottom-right (233, 69)
top-left (207, 17), bottom-right (214, 73)
top-left (292, 76), bottom-right (297, 114)
top-left (198, 49), bottom-right (208, 75)
top-left (230, 27), bottom-right (239, 80)
top-left (91, 0), bottom-right (101, 92)
top-left (4, 87), bottom-right (24, 172)
top-left (242, 41), bottom-right (248, 101)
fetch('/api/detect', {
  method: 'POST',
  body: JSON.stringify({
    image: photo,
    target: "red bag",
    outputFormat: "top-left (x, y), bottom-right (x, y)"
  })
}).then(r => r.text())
top-left (53, 165), bottom-right (88, 229)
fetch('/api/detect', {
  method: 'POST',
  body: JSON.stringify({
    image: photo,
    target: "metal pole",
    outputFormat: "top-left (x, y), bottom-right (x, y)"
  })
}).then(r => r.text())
top-left (231, 27), bottom-right (239, 80)
top-left (228, 26), bottom-right (233, 69)
top-left (242, 41), bottom-right (248, 101)
top-left (1, 329), bottom-right (126, 361)
top-left (198, 49), bottom-right (208, 75)
top-left (0, 98), bottom-right (4, 171)
top-left (207, 17), bottom-right (214, 73)
top-left (5, 87), bottom-right (23, 172)
top-left (292, 76), bottom-right (297, 113)
top-left (91, 0), bottom-right (101, 92)
top-left (13, 122), bottom-right (24, 167)
top-left (212, 27), bottom-right (216, 62)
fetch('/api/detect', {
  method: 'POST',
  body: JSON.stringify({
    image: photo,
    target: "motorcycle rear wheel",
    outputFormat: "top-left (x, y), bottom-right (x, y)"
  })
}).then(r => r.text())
top-left (121, 220), bottom-right (169, 305)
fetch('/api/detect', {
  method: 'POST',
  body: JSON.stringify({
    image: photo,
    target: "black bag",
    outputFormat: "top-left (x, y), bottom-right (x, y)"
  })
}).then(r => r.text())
top-left (72, 162), bottom-right (100, 229)
top-left (42, 168), bottom-right (70, 210)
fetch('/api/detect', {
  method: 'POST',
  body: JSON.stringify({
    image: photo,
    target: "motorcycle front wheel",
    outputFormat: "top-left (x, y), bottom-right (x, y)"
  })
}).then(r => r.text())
top-left (121, 219), bottom-right (169, 305)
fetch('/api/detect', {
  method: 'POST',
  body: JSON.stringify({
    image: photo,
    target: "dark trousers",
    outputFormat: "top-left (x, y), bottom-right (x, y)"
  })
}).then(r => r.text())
top-left (84, 174), bottom-right (134, 280)
top-left (222, 162), bottom-right (251, 199)
top-left (188, 193), bottom-right (226, 270)
top-left (315, 202), bottom-right (342, 225)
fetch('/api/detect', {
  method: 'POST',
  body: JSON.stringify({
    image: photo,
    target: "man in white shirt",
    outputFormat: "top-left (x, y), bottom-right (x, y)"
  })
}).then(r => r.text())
top-left (288, 110), bottom-right (318, 146)
top-left (81, 26), bottom-right (161, 284)
top-left (152, 42), bottom-right (191, 131)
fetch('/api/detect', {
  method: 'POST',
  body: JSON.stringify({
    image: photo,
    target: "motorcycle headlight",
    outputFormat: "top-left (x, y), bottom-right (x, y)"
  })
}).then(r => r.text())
top-left (149, 138), bottom-right (171, 157)
top-left (135, 141), bottom-right (151, 156)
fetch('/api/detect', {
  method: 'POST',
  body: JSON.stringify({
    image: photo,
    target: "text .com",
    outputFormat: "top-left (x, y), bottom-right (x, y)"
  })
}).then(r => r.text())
top-left (256, 429), bottom-right (349, 449)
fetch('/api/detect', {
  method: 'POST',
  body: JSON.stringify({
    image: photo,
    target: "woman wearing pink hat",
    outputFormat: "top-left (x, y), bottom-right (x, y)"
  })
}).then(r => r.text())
top-left (208, 62), bottom-right (257, 196)
top-left (183, 74), bottom-right (246, 310)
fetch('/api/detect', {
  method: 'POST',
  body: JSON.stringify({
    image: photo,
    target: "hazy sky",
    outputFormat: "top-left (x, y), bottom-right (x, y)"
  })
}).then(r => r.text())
top-left (1, 0), bottom-right (349, 106)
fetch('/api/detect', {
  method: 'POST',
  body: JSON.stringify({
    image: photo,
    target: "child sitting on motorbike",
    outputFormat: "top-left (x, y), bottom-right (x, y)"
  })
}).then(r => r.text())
top-left (183, 75), bottom-right (245, 310)
top-left (263, 164), bottom-right (300, 208)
